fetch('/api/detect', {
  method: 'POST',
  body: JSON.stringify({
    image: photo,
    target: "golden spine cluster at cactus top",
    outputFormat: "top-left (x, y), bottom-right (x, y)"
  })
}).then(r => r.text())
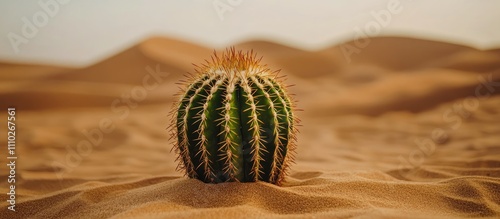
top-left (169, 47), bottom-right (299, 185)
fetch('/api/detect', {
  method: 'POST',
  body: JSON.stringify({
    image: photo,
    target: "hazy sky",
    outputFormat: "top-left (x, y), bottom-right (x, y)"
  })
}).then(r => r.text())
top-left (1, 0), bottom-right (499, 67)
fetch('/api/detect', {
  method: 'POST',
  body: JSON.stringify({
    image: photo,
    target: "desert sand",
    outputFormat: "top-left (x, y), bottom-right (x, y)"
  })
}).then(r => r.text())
top-left (0, 36), bottom-right (499, 218)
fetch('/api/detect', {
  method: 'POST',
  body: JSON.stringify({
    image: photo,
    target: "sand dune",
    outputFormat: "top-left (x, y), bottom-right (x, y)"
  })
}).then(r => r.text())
top-left (327, 37), bottom-right (475, 70)
top-left (0, 36), bottom-right (499, 218)
top-left (0, 37), bottom-right (212, 110)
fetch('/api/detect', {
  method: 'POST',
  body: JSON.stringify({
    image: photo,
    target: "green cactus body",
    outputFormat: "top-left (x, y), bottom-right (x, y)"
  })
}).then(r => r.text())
top-left (170, 48), bottom-right (298, 185)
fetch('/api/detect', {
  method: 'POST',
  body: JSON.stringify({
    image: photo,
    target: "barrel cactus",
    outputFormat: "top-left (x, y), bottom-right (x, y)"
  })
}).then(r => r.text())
top-left (169, 48), bottom-right (299, 185)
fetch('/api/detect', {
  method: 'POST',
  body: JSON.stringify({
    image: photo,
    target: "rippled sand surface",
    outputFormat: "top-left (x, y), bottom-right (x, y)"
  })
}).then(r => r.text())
top-left (0, 37), bottom-right (499, 218)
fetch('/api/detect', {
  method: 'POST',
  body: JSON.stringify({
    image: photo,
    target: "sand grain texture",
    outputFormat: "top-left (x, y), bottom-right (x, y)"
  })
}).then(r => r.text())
top-left (0, 36), bottom-right (499, 219)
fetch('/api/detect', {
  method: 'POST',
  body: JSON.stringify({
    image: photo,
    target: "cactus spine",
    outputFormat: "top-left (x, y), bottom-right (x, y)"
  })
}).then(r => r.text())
top-left (169, 48), bottom-right (299, 185)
